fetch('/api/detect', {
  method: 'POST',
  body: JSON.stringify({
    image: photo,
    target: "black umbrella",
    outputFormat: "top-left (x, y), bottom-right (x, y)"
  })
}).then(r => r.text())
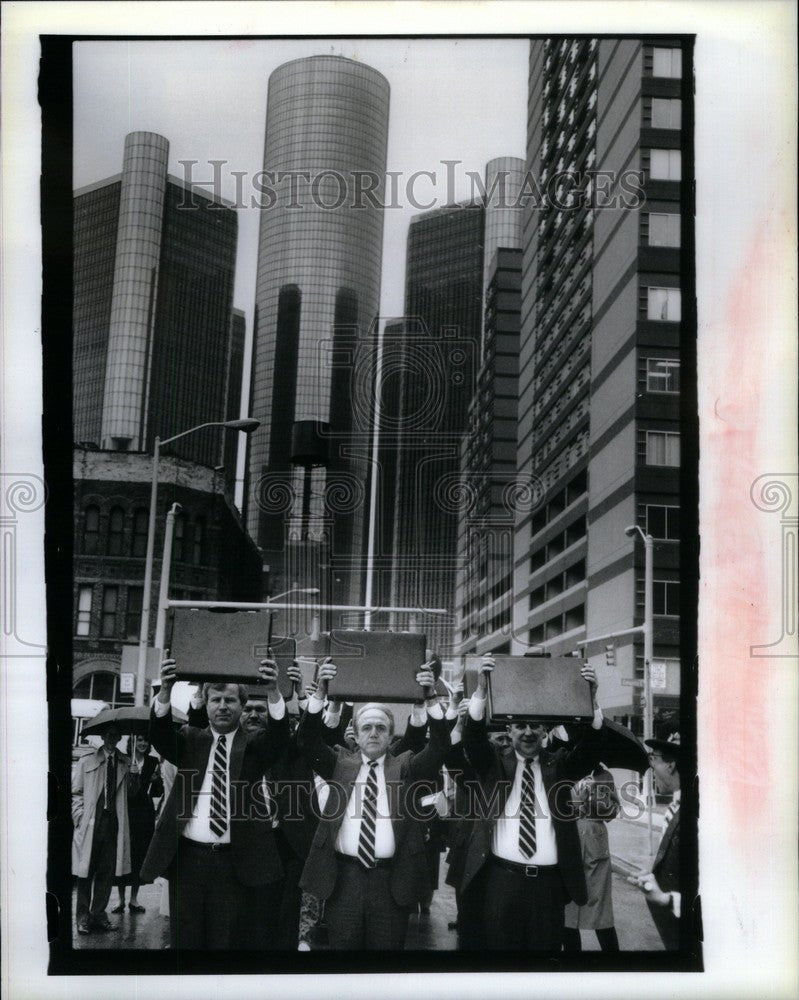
top-left (80, 705), bottom-right (151, 737)
top-left (598, 717), bottom-right (650, 774)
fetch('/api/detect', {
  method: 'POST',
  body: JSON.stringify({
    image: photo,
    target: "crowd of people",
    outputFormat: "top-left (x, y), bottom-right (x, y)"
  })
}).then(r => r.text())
top-left (71, 651), bottom-right (683, 952)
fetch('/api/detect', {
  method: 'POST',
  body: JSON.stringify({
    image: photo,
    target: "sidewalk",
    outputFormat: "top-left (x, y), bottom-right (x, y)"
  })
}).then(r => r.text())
top-left (609, 813), bottom-right (663, 877)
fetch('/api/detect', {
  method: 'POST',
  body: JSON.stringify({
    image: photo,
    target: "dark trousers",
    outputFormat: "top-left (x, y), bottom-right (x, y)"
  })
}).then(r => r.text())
top-left (456, 867), bottom-right (487, 950)
top-left (76, 808), bottom-right (118, 923)
top-left (483, 860), bottom-right (567, 950)
top-left (563, 925), bottom-right (619, 951)
top-left (326, 857), bottom-right (411, 950)
top-left (168, 840), bottom-right (248, 950)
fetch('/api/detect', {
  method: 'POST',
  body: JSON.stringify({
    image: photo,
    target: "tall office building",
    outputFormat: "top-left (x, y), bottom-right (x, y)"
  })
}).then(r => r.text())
top-left (73, 131), bottom-right (243, 475)
top-left (246, 56), bottom-right (389, 611)
top-left (387, 203), bottom-right (485, 651)
top-left (455, 157), bottom-right (525, 655)
top-left (513, 38), bottom-right (690, 728)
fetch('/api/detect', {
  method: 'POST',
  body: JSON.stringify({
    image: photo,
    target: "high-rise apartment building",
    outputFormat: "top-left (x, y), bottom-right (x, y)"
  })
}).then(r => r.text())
top-left (455, 158), bottom-right (525, 655)
top-left (513, 38), bottom-right (691, 728)
top-left (73, 131), bottom-right (243, 473)
top-left (387, 203), bottom-right (484, 651)
top-left (246, 56), bottom-right (389, 611)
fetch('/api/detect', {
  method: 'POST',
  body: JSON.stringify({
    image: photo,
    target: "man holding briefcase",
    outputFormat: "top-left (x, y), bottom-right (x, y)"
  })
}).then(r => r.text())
top-left (459, 654), bottom-right (604, 950)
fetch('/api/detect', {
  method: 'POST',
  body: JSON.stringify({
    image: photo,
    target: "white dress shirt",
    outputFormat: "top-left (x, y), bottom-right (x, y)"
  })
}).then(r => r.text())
top-left (468, 688), bottom-right (603, 865)
top-left (306, 694), bottom-right (444, 857)
top-left (492, 752), bottom-right (558, 864)
top-left (154, 694), bottom-right (285, 843)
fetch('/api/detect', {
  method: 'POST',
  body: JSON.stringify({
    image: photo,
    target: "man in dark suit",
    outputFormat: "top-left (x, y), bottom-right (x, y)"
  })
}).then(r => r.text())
top-left (458, 654), bottom-right (603, 950)
top-left (296, 658), bottom-right (450, 949)
top-left (140, 655), bottom-right (290, 950)
top-left (628, 731), bottom-right (682, 949)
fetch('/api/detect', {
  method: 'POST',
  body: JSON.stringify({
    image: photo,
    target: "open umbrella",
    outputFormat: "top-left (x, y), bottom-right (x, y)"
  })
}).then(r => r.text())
top-left (80, 705), bottom-right (151, 737)
top-left (598, 717), bottom-right (650, 774)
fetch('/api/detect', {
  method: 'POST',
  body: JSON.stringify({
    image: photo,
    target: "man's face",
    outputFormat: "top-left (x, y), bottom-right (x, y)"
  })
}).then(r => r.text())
top-left (102, 728), bottom-right (121, 751)
top-left (648, 752), bottom-right (678, 794)
top-left (240, 699), bottom-right (269, 734)
top-left (508, 721), bottom-right (548, 759)
top-left (489, 731), bottom-right (512, 750)
top-left (205, 685), bottom-right (244, 734)
top-left (354, 708), bottom-right (392, 760)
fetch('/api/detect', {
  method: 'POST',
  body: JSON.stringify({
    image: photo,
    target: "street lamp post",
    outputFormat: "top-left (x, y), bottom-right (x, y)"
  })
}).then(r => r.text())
top-left (134, 417), bottom-right (259, 705)
top-left (625, 523), bottom-right (655, 853)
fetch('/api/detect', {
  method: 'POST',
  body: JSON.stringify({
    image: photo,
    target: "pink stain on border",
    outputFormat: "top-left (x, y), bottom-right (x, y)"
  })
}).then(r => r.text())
top-left (706, 222), bottom-right (774, 857)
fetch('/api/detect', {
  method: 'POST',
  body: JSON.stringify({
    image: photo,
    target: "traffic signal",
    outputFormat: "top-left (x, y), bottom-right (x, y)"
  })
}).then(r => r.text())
top-left (605, 643), bottom-right (616, 667)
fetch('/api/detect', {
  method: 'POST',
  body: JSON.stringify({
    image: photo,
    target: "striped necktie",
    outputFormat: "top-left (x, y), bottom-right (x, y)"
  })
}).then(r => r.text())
top-left (518, 759), bottom-right (538, 859)
top-left (209, 734), bottom-right (228, 839)
top-left (357, 760), bottom-right (379, 868)
top-left (105, 752), bottom-right (116, 811)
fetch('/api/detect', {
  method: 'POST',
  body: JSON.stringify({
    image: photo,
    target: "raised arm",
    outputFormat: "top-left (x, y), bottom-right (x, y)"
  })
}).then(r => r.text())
top-left (462, 655), bottom-right (496, 776)
top-left (149, 657), bottom-right (188, 766)
top-left (406, 662), bottom-right (450, 781)
top-left (295, 657), bottom-right (338, 780)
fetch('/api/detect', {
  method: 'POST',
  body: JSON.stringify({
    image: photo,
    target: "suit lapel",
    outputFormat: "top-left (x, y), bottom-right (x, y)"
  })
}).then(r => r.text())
top-left (229, 727), bottom-right (247, 785)
top-left (498, 748), bottom-right (517, 812)
top-left (384, 752), bottom-right (404, 841)
top-left (654, 806), bottom-right (679, 868)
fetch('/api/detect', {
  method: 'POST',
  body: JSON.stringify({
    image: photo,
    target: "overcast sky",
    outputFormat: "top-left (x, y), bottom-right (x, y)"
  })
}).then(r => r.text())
top-left (74, 37), bottom-right (528, 322)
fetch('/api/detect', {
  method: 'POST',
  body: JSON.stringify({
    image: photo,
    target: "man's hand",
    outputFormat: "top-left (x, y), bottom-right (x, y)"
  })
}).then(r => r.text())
top-left (157, 655), bottom-right (177, 704)
top-left (477, 654), bottom-right (495, 696)
top-left (315, 657), bottom-right (337, 699)
top-left (453, 696), bottom-right (470, 732)
top-left (258, 650), bottom-right (281, 703)
top-left (581, 661), bottom-right (598, 707)
top-left (449, 680), bottom-right (464, 710)
top-left (286, 660), bottom-right (305, 701)
top-left (415, 661), bottom-right (437, 701)
top-left (626, 871), bottom-right (670, 907)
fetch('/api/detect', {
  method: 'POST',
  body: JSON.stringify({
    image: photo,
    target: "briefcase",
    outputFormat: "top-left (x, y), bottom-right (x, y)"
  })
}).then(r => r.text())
top-left (167, 608), bottom-right (296, 689)
top-left (463, 654), bottom-right (594, 723)
top-left (297, 630), bottom-right (427, 702)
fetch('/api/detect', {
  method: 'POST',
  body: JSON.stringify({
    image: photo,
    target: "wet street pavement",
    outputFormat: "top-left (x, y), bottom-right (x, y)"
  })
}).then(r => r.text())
top-left (74, 818), bottom-right (665, 953)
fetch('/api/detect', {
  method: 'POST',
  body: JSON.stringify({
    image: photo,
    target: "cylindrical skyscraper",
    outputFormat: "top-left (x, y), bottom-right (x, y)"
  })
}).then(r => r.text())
top-left (247, 56), bottom-right (390, 610)
top-left (101, 131), bottom-right (169, 451)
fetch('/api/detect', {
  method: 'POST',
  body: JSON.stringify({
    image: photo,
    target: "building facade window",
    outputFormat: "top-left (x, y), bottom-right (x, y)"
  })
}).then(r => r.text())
top-left (73, 671), bottom-right (134, 709)
top-left (125, 585), bottom-right (143, 641)
top-left (193, 517), bottom-right (206, 566)
top-left (646, 505), bottom-right (680, 540)
top-left (646, 358), bottom-right (681, 393)
top-left (650, 149), bottom-right (682, 181)
top-left (76, 585), bottom-right (93, 636)
top-left (173, 514), bottom-right (185, 562)
top-left (647, 287), bottom-right (682, 321)
top-left (100, 585), bottom-right (119, 638)
top-left (82, 506), bottom-right (100, 555)
top-left (648, 213), bottom-right (681, 247)
top-left (653, 579), bottom-right (679, 615)
top-left (646, 431), bottom-right (681, 467)
top-left (651, 98), bottom-right (682, 129)
top-left (652, 47), bottom-right (682, 78)
top-left (107, 506), bottom-right (125, 556)
top-left (131, 508), bottom-right (149, 557)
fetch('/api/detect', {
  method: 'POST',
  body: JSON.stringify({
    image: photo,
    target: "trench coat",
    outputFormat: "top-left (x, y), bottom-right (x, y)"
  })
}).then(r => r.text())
top-left (564, 769), bottom-right (619, 930)
top-left (71, 748), bottom-right (132, 879)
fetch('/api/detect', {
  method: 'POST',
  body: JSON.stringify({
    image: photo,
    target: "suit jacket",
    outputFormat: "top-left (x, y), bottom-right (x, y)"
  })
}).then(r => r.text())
top-left (72, 748), bottom-right (131, 878)
top-left (296, 706), bottom-right (450, 906)
top-left (458, 713), bottom-right (602, 904)
top-left (141, 703), bottom-right (290, 887)
top-left (648, 805), bottom-right (680, 948)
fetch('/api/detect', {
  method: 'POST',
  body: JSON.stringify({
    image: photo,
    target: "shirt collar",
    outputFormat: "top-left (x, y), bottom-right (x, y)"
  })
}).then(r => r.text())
top-left (209, 725), bottom-right (237, 742)
top-left (672, 789), bottom-right (681, 806)
top-left (361, 753), bottom-right (386, 769)
top-left (514, 751), bottom-right (539, 767)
